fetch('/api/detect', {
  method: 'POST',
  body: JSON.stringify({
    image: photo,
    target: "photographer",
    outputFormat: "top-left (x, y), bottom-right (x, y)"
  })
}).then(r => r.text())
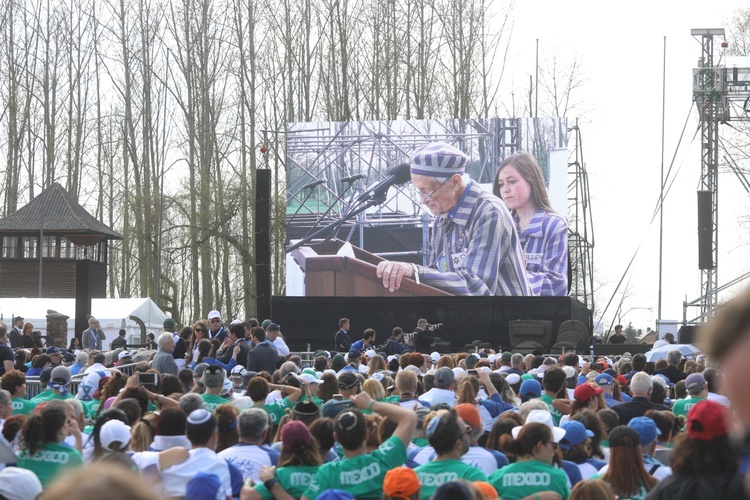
top-left (412, 319), bottom-right (438, 353)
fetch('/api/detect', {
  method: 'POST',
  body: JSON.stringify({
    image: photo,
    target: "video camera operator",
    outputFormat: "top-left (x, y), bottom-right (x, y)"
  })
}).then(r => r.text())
top-left (411, 318), bottom-right (441, 353)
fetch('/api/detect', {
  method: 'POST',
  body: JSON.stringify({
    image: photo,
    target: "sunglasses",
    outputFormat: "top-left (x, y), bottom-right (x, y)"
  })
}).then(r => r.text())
top-left (194, 328), bottom-right (206, 333)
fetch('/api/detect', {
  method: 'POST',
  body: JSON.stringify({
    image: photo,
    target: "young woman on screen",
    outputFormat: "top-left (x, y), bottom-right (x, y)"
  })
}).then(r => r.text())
top-left (494, 152), bottom-right (568, 296)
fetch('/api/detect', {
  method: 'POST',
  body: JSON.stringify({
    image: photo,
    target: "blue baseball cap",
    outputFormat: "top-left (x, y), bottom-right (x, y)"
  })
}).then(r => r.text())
top-left (519, 378), bottom-right (542, 399)
top-left (559, 421), bottom-right (594, 450)
top-left (185, 472), bottom-right (224, 500)
top-left (628, 417), bottom-right (660, 446)
top-left (595, 373), bottom-right (614, 386)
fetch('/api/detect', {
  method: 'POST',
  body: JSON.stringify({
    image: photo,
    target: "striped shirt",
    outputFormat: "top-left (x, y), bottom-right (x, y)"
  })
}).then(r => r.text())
top-left (417, 182), bottom-right (530, 296)
top-left (515, 209), bottom-right (568, 296)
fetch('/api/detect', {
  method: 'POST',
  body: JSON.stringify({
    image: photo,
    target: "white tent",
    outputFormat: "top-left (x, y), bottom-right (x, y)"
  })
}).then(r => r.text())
top-left (0, 297), bottom-right (167, 349)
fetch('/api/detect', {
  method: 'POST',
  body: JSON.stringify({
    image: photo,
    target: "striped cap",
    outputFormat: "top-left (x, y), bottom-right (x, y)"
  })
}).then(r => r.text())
top-left (410, 142), bottom-right (468, 177)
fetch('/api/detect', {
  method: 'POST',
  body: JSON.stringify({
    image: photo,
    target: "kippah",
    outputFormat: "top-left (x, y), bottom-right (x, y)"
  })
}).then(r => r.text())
top-left (425, 415), bottom-right (441, 438)
top-left (410, 142), bottom-right (468, 178)
top-left (337, 411), bottom-right (359, 431)
top-left (188, 409), bottom-right (212, 425)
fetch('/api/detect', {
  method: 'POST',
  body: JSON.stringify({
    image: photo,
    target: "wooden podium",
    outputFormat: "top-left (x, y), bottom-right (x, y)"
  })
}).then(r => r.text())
top-left (290, 239), bottom-right (451, 297)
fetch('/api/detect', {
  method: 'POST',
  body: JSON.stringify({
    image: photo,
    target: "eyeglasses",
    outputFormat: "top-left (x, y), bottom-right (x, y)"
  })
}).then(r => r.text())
top-left (209, 318), bottom-right (221, 323)
top-left (545, 440), bottom-right (558, 449)
top-left (414, 176), bottom-right (453, 200)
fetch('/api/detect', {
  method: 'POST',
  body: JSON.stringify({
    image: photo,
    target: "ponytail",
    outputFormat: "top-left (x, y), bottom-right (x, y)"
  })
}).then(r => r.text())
top-left (456, 378), bottom-right (478, 405)
top-left (21, 404), bottom-right (67, 456)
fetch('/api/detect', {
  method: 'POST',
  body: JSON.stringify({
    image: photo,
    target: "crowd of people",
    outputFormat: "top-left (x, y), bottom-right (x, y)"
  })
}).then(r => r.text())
top-left (0, 299), bottom-right (748, 500)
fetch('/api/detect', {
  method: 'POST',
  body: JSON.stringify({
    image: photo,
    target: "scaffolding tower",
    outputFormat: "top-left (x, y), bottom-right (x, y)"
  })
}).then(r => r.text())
top-left (685, 28), bottom-right (750, 323)
top-left (567, 122), bottom-right (595, 312)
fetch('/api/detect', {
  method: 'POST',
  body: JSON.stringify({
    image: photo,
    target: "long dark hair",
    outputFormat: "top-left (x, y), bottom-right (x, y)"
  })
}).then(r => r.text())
top-left (494, 152), bottom-right (554, 212)
top-left (603, 426), bottom-right (657, 496)
top-left (508, 422), bottom-right (552, 459)
top-left (669, 432), bottom-right (739, 474)
top-left (20, 401), bottom-right (69, 456)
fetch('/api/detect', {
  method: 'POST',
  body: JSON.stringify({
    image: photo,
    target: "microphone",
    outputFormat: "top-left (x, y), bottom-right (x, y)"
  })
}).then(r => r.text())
top-left (301, 178), bottom-right (326, 190)
top-left (356, 163), bottom-right (411, 203)
top-left (340, 174), bottom-right (365, 183)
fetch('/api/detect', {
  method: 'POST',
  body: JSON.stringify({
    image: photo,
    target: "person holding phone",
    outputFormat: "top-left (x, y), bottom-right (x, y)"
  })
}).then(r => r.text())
top-left (493, 152), bottom-right (568, 297)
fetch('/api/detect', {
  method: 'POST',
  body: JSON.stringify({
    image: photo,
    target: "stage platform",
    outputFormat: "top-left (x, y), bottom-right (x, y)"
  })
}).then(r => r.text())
top-left (271, 295), bottom-right (592, 352)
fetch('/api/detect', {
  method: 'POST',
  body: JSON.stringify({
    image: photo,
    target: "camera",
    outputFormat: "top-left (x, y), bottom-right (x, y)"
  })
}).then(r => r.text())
top-left (427, 323), bottom-right (443, 331)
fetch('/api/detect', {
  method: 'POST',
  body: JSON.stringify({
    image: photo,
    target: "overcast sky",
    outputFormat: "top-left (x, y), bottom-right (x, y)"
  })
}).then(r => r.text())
top-left (505, 1), bottom-right (749, 331)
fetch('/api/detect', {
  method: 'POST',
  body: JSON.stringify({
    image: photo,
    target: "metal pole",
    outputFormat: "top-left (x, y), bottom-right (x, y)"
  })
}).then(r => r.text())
top-left (658, 36), bottom-right (666, 321)
top-left (535, 39), bottom-right (539, 118)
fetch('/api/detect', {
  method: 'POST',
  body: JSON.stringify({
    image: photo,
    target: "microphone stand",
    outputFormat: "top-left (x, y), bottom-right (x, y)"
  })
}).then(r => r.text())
top-left (297, 181), bottom-right (359, 241)
top-left (286, 190), bottom-right (387, 253)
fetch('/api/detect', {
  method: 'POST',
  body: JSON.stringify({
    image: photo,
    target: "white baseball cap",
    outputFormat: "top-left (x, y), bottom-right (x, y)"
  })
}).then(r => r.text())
top-left (100, 420), bottom-right (132, 451)
top-left (208, 310), bottom-right (221, 320)
top-left (0, 468), bottom-right (43, 500)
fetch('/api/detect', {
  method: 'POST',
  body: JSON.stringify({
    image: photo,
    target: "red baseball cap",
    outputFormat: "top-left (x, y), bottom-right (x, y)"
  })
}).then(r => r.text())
top-left (688, 399), bottom-right (730, 441)
top-left (574, 383), bottom-right (603, 403)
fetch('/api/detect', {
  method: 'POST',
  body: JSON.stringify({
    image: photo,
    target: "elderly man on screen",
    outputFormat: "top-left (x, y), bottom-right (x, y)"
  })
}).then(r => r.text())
top-left (376, 142), bottom-right (530, 296)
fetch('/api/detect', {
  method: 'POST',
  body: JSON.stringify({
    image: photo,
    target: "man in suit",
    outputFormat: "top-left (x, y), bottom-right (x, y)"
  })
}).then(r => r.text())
top-left (246, 328), bottom-right (278, 374)
top-left (216, 323), bottom-right (250, 369)
top-left (612, 372), bottom-right (670, 425)
top-left (81, 316), bottom-right (106, 350)
top-left (8, 317), bottom-right (23, 349)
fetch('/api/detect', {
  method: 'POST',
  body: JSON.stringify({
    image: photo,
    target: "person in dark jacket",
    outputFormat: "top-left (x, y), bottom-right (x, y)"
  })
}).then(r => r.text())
top-left (333, 318), bottom-right (352, 352)
top-left (613, 372), bottom-right (669, 425)
top-left (216, 323), bottom-right (250, 369)
top-left (246, 327), bottom-right (278, 374)
top-left (646, 400), bottom-right (748, 499)
top-left (382, 327), bottom-right (410, 355)
top-left (412, 318), bottom-right (435, 353)
top-left (111, 329), bottom-right (128, 349)
top-left (652, 349), bottom-right (688, 385)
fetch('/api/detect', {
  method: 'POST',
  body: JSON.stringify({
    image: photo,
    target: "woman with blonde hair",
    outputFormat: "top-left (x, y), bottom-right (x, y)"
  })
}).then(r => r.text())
top-left (362, 378), bottom-right (386, 401)
top-left (494, 152), bottom-right (568, 296)
top-left (367, 354), bottom-right (387, 376)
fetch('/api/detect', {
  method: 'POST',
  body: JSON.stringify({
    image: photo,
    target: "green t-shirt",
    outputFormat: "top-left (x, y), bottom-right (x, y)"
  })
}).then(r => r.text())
top-left (17, 442), bottom-right (84, 488)
top-left (540, 393), bottom-right (564, 425)
top-left (263, 397), bottom-right (294, 424)
top-left (30, 389), bottom-right (54, 403)
top-left (302, 435), bottom-right (407, 499)
top-left (412, 437), bottom-right (429, 448)
top-left (591, 473), bottom-right (648, 500)
top-left (489, 459), bottom-right (569, 500)
top-left (415, 458), bottom-right (487, 499)
top-left (381, 395), bottom-right (401, 404)
top-left (12, 397), bottom-right (37, 416)
top-left (202, 393), bottom-right (229, 412)
top-left (671, 396), bottom-right (706, 419)
top-left (253, 465), bottom-right (319, 499)
top-left (83, 400), bottom-right (101, 419)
